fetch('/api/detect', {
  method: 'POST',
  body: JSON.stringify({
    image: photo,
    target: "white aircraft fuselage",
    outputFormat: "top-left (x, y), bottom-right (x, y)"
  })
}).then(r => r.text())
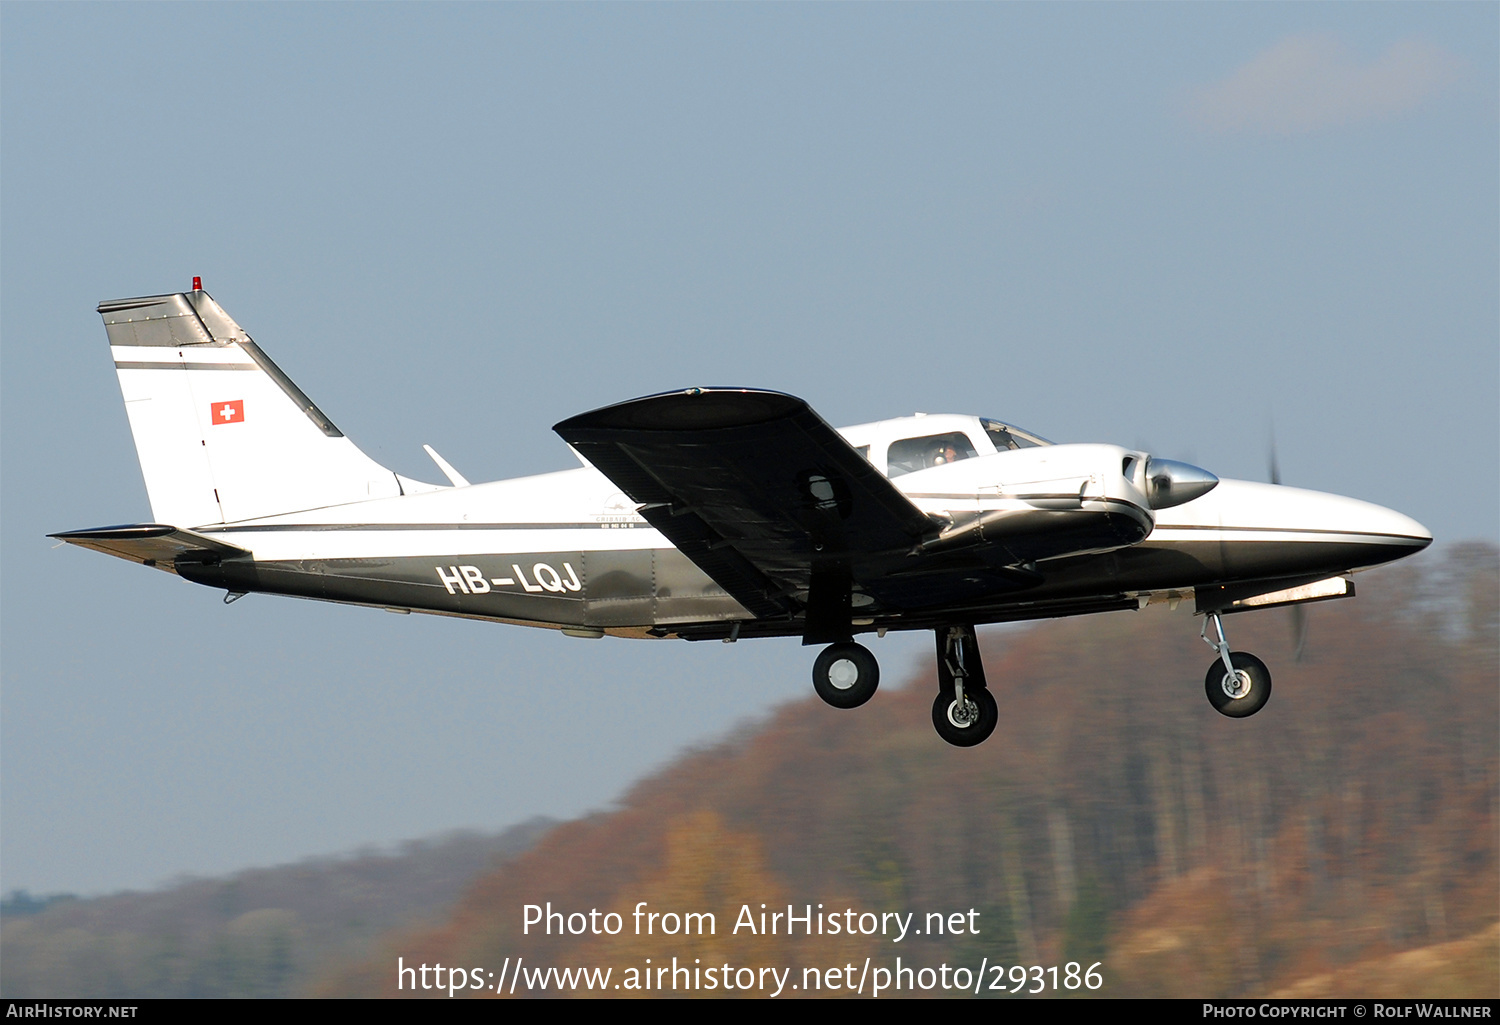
top-left (161, 432), bottom-right (1426, 640)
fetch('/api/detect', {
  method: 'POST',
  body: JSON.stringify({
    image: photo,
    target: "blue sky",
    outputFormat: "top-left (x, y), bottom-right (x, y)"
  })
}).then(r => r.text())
top-left (3, 4), bottom-right (1495, 895)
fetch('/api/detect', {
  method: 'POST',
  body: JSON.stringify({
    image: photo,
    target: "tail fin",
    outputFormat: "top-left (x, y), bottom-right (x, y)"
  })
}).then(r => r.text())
top-left (102, 286), bottom-right (409, 526)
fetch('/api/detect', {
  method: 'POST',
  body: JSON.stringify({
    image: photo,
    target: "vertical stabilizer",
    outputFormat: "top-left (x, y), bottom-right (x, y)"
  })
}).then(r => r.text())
top-left (102, 287), bottom-right (404, 525)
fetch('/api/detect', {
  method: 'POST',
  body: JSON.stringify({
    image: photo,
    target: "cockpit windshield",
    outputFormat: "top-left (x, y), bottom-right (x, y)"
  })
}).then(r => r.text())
top-left (981, 418), bottom-right (1052, 451)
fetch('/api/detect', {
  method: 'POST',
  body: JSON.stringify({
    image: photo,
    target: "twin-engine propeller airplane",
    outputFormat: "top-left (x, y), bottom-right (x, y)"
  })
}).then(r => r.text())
top-left (55, 283), bottom-right (1433, 746)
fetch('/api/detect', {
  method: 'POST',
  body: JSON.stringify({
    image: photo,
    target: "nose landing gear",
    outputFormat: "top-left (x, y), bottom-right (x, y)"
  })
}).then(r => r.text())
top-left (1200, 611), bottom-right (1272, 717)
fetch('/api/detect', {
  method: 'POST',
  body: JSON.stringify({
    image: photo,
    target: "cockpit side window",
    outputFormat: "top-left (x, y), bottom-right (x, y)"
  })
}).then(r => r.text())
top-left (887, 432), bottom-right (978, 477)
top-left (982, 419), bottom-right (1051, 451)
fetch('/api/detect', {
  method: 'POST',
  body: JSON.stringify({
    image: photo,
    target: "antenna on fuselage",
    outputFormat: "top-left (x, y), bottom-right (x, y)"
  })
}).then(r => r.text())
top-left (423, 445), bottom-right (471, 488)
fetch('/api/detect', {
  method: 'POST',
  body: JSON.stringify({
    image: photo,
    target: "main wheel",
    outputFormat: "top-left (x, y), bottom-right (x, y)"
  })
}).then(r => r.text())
top-left (932, 688), bottom-right (998, 747)
top-left (812, 643), bottom-right (880, 709)
top-left (1204, 651), bottom-right (1272, 718)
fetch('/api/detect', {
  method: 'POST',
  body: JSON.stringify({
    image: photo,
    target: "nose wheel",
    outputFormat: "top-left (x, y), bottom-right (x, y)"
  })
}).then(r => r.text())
top-left (1200, 612), bottom-right (1272, 717)
top-left (812, 642), bottom-right (880, 708)
top-left (1204, 651), bottom-right (1271, 717)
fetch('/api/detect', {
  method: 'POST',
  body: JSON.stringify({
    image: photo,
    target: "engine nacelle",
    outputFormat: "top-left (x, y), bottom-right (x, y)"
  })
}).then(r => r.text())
top-left (905, 444), bottom-right (1212, 562)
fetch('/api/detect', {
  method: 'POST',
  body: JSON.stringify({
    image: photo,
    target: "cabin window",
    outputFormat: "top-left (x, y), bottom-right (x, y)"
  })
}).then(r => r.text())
top-left (981, 419), bottom-right (1051, 451)
top-left (887, 433), bottom-right (978, 477)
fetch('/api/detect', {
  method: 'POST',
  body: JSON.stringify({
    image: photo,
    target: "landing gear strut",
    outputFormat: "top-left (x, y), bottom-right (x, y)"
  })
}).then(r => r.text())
top-left (812, 642), bottom-right (880, 709)
top-left (932, 624), bottom-right (997, 747)
top-left (1200, 611), bottom-right (1272, 717)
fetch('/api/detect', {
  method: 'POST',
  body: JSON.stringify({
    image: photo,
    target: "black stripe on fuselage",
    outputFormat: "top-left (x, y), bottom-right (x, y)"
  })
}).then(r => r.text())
top-left (198, 521), bottom-right (1425, 546)
top-left (1153, 524), bottom-right (1430, 543)
top-left (205, 522), bottom-right (649, 533)
top-left (114, 361), bottom-right (259, 371)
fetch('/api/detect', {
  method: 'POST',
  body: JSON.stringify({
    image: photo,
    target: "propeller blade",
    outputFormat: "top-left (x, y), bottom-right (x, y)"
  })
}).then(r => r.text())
top-left (1267, 426), bottom-right (1309, 656)
top-left (1290, 603), bottom-right (1307, 662)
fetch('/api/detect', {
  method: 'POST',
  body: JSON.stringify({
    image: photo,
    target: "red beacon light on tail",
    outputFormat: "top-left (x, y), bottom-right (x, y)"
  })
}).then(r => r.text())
top-left (192, 276), bottom-right (202, 291)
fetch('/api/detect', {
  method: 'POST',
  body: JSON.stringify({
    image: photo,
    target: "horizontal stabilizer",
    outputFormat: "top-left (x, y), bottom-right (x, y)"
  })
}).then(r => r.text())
top-left (50, 523), bottom-right (248, 573)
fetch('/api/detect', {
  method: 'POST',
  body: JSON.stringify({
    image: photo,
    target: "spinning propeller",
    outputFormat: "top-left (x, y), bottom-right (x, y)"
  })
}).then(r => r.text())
top-left (1269, 435), bottom-right (1309, 662)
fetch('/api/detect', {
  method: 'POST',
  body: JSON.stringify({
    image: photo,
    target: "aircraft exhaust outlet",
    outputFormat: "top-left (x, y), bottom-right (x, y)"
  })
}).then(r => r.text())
top-left (1145, 459), bottom-right (1218, 510)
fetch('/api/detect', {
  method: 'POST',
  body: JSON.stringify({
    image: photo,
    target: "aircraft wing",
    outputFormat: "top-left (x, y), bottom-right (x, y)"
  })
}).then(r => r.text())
top-left (556, 389), bottom-right (942, 635)
top-left (50, 523), bottom-right (249, 573)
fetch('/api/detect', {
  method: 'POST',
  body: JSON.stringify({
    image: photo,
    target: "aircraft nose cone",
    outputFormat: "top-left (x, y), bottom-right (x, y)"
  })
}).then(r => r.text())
top-left (1146, 458), bottom-right (1219, 510)
top-left (1374, 505), bottom-right (1433, 549)
top-left (1314, 494), bottom-right (1433, 570)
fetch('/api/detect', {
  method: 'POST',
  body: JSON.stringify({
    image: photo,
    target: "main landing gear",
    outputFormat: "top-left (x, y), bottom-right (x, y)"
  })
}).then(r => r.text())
top-left (812, 642), bottom-right (880, 709)
top-left (811, 625), bottom-right (999, 746)
top-left (1200, 611), bottom-right (1272, 717)
top-left (932, 624), bottom-right (996, 747)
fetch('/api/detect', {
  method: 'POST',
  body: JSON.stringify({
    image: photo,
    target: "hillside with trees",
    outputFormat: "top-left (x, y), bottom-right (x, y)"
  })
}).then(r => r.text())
top-left (323, 544), bottom-right (1497, 998)
top-left (5, 546), bottom-right (1494, 998)
top-left (1, 819), bottom-right (551, 997)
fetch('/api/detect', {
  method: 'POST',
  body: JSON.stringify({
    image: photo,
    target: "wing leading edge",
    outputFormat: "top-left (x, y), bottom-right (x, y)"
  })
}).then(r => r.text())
top-left (557, 388), bottom-right (1023, 640)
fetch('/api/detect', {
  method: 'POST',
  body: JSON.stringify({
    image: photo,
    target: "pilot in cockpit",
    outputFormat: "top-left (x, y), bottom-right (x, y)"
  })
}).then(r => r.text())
top-left (930, 441), bottom-right (961, 467)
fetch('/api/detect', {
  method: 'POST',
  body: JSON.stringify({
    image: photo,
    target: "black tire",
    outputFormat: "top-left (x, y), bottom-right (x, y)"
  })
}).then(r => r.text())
top-left (812, 643), bottom-right (880, 709)
top-left (1204, 651), bottom-right (1272, 718)
top-left (931, 688), bottom-right (998, 747)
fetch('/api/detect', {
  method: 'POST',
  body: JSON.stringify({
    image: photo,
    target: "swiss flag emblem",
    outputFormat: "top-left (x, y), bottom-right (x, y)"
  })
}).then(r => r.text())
top-left (212, 400), bottom-right (245, 425)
